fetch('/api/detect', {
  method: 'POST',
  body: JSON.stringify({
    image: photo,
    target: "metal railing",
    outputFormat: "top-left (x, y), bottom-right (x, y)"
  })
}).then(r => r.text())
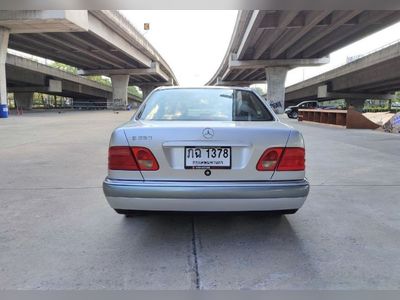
top-left (297, 38), bottom-right (400, 83)
top-left (346, 38), bottom-right (400, 63)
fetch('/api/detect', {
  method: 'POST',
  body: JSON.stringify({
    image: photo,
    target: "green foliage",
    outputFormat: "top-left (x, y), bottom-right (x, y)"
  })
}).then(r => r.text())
top-left (321, 99), bottom-right (345, 107)
top-left (128, 86), bottom-right (142, 99)
top-left (87, 76), bottom-right (111, 86)
top-left (49, 62), bottom-right (78, 74)
top-left (363, 107), bottom-right (391, 113)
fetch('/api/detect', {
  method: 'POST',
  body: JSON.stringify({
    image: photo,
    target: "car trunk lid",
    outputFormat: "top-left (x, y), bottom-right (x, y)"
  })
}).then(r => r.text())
top-left (123, 120), bottom-right (292, 181)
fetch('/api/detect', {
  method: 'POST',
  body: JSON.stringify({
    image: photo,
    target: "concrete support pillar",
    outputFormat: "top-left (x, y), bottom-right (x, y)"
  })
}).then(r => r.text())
top-left (0, 27), bottom-right (10, 107)
top-left (110, 74), bottom-right (129, 107)
top-left (106, 95), bottom-right (113, 109)
top-left (14, 92), bottom-right (34, 110)
top-left (346, 99), bottom-right (365, 112)
top-left (140, 85), bottom-right (156, 100)
top-left (265, 67), bottom-right (288, 114)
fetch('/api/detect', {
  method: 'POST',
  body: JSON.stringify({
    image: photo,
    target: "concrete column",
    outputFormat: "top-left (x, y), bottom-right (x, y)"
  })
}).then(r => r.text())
top-left (110, 75), bottom-right (129, 107)
top-left (106, 95), bottom-right (113, 109)
top-left (14, 92), bottom-right (34, 110)
top-left (0, 27), bottom-right (10, 106)
top-left (140, 85), bottom-right (156, 100)
top-left (346, 99), bottom-right (365, 112)
top-left (265, 67), bottom-right (288, 114)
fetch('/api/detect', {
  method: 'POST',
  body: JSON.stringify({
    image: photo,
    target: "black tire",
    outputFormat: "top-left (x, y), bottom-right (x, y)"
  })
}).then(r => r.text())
top-left (114, 209), bottom-right (148, 217)
top-left (291, 111), bottom-right (298, 119)
top-left (270, 209), bottom-right (298, 215)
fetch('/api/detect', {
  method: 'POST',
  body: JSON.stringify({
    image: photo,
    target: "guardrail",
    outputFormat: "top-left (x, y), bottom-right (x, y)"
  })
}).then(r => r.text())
top-left (299, 38), bottom-right (400, 82)
top-left (299, 109), bottom-right (347, 126)
top-left (8, 100), bottom-right (139, 111)
top-left (346, 38), bottom-right (400, 63)
top-left (299, 108), bottom-right (381, 129)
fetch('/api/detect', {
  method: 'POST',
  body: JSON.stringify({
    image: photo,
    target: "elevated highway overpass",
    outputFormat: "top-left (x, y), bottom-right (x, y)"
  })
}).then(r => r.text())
top-left (6, 53), bottom-right (141, 109)
top-left (0, 10), bottom-right (177, 115)
top-left (285, 41), bottom-right (400, 111)
top-left (207, 10), bottom-right (400, 113)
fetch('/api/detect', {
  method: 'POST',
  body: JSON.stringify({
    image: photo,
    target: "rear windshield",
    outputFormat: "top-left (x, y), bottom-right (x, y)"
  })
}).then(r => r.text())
top-left (137, 88), bottom-right (274, 121)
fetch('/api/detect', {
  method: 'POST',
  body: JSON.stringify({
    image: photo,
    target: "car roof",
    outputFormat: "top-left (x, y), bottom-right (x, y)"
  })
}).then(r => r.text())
top-left (155, 86), bottom-right (253, 92)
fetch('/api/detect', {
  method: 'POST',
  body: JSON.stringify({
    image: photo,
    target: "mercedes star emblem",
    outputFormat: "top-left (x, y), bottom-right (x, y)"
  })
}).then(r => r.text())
top-left (202, 128), bottom-right (214, 139)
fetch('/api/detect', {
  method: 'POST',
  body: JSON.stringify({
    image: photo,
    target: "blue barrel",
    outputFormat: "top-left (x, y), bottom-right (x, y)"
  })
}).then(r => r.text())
top-left (0, 104), bottom-right (8, 118)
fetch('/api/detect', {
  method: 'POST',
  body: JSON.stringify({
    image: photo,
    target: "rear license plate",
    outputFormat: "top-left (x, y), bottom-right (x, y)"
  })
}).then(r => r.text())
top-left (184, 146), bottom-right (231, 169)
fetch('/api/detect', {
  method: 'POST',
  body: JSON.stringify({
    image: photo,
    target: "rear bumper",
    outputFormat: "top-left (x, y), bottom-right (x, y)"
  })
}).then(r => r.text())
top-left (103, 178), bottom-right (310, 212)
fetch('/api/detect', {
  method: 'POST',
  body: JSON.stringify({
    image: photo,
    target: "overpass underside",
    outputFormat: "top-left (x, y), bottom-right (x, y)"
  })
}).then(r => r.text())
top-left (3, 53), bottom-right (142, 110)
top-left (208, 10), bottom-right (400, 113)
top-left (0, 10), bottom-right (177, 116)
top-left (285, 41), bottom-right (400, 111)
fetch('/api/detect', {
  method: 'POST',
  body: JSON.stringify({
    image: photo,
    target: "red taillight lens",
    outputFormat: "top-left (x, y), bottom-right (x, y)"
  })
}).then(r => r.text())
top-left (256, 148), bottom-right (283, 171)
top-left (131, 147), bottom-right (159, 171)
top-left (108, 146), bottom-right (138, 170)
top-left (108, 146), bottom-right (159, 171)
top-left (277, 147), bottom-right (305, 171)
top-left (257, 147), bottom-right (305, 171)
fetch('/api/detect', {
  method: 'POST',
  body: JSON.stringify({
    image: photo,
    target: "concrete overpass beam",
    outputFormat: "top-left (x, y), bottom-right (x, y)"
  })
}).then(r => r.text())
top-left (265, 67), bottom-right (289, 114)
top-left (14, 92), bottom-right (34, 110)
top-left (111, 74), bottom-right (129, 107)
top-left (345, 99), bottom-right (365, 112)
top-left (0, 26), bottom-right (9, 109)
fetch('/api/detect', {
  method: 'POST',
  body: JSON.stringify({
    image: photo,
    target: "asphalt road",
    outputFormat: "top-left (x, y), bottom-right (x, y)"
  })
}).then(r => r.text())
top-left (0, 111), bottom-right (399, 289)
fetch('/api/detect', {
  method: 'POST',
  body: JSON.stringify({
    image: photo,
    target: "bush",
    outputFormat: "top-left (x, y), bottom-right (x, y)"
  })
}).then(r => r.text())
top-left (363, 107), bottom-right (392, 113)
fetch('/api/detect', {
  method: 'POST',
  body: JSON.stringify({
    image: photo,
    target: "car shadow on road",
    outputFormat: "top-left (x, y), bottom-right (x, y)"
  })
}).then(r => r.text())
top-left (119, 212), bottom-right (323, 289)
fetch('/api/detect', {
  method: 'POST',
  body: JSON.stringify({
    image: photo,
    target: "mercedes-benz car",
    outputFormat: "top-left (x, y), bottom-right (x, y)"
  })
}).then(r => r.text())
top-left (103, 87), bottom-right (309, 216)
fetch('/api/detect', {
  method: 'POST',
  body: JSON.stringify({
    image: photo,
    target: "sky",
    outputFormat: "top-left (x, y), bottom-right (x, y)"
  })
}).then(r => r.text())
top-left (120, 10), bottom-right (237, 86)
top-left (121, 10), bottom-right (400, 89)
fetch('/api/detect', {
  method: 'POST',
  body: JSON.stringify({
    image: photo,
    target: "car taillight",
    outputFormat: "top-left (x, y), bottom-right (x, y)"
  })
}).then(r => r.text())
top-left (108, 146), bottom-right (138, 170)
top-left (257, 147), bottom-right (305, 171)
top-left (108, 146), bottom-right (159, 171)
top-left (256, 148), bottom-right (283, 171)
top-left (132, 147), bottom-right (159, 171)
top-left (277, 147), bottom-right (305, 171)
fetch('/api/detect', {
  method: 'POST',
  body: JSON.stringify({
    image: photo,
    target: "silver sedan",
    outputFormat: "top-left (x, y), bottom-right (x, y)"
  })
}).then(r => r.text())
top-left (103, 87), bottom-right (309, 216)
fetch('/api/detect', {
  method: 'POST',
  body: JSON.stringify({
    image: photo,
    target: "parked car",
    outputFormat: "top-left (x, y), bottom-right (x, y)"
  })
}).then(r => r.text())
top-left (391, 102), bottom-right (400, 109)
top-left (103, 87), bottom-right (309, 216)
top-left (285, 101), bottom-right (319, 119)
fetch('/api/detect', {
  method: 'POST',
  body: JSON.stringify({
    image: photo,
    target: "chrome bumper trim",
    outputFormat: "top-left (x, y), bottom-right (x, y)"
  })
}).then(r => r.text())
top-left (103, 178), bottom-right (310, 199)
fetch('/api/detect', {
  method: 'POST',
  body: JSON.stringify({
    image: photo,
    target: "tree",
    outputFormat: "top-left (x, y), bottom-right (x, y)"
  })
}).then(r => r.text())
top-left (128, 86), bottom-right (142, 99)
top-left (49, 62), bottom-right (78, 74)
top-left (87, 76), bottom-right (111, 86)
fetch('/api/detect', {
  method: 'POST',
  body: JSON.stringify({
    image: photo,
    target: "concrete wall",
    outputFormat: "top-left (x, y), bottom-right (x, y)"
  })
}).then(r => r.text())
top-left (0, 27), bottom-right (9, 105)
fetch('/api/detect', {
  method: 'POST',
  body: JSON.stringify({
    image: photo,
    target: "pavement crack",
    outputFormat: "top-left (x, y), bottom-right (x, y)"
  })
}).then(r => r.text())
top-left (191, 216), bottom-right (201, 289)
